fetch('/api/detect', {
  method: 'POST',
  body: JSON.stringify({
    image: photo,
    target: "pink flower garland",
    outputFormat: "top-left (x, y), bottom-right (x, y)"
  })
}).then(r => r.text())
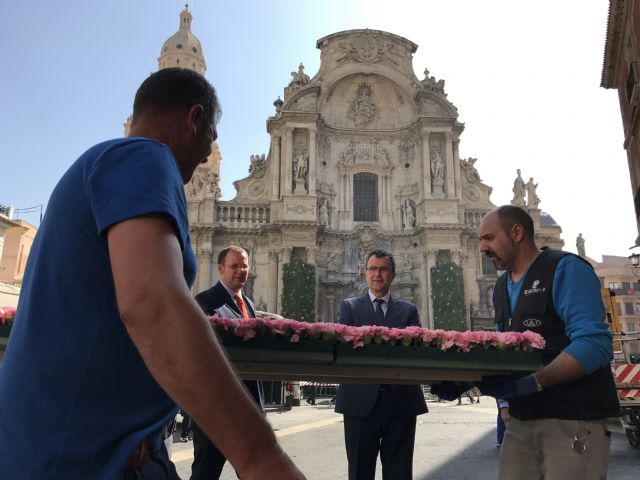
top-left (0, 306), bottom-right (16, 326)
top-left (209, 316), bottom-right (545, 352)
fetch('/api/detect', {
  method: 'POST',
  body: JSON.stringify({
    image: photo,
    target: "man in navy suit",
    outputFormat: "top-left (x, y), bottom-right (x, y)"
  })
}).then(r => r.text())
top-left (190, 245), bottom-right (265, 480)
top-left (335, 250), bottom-right (428, 480)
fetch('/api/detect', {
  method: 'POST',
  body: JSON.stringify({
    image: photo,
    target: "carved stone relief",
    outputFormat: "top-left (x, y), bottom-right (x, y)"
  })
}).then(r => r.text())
top-left (186, 166), bottom-right (219, 200)
top-left (396, 182), bottom-right (419, 198)
top-left (317, 132), bottom-right (331, 163)
top-left (336, 34), bottom-right (397, 65)
top-left (289, 93), bottom-right (317, 112)
top-left (399, 136), bottom-right (416, 167)
top-left (285, 203), bottom-right (314, 214)
top-left (339, 140), bottom-right (390, 167)
top-left (348, 83), bottom-right (377, 127)
top-left (248, 181), bottom-right (266, 196)
top-left (463, 185), bottom-right (480, 202)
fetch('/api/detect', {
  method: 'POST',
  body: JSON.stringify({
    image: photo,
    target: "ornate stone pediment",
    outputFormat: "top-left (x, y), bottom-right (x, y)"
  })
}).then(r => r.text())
top-left (322, 74), bottom-right (414, 130)
top-left (287, 91), bottom-right (318, 112)
top-left (415, 92), bottom-right (458, 119)
top-left (336, 34), bottom-right (397, 65)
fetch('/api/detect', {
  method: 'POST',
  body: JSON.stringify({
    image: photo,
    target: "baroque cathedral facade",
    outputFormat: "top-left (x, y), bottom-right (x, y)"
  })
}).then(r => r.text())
top-left (154, 8), bottom-right (564, 330)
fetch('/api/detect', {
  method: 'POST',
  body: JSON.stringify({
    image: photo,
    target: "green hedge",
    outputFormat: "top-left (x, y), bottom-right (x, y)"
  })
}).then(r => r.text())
top-left (431, 262), bottom-right (466, 331)
top-left (282, 260), bottom-right (316, 321)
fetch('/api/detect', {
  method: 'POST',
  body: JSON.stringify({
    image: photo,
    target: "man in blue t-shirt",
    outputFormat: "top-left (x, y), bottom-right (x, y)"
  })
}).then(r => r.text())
top-left (0, 68), bottom-right (303, 480)
top-left (477, 206), bottom-right (619, 479)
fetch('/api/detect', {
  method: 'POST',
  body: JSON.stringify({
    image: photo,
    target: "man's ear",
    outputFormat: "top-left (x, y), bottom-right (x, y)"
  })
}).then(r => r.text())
top-left (188, 104), bottom-right (204, 135)
top-left (511, 223), bottom-right (524, 243)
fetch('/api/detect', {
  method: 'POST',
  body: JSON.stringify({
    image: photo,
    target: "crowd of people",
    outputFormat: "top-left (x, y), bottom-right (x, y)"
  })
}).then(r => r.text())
top-left (0, 69), bottom-right (619, 480)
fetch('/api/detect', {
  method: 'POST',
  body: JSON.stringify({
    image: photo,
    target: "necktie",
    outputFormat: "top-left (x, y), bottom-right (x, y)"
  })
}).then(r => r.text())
top-left (374, 298), bottom-right (385, 325)
top-left (234, 294), bottom-right (250, 319)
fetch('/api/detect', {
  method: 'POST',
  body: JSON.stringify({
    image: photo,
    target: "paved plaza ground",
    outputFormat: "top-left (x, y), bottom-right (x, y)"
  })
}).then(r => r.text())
top-left (169, 396), bottom-right (639, 479)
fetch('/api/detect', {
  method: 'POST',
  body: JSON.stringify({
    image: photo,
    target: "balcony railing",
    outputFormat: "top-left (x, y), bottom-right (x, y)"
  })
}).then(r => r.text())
top-left (216, 204), bottom-right (270, 228)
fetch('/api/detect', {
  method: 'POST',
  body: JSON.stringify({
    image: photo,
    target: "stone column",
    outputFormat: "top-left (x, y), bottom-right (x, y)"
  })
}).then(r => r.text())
top-left (422, 129), bottom-right (431, 200)
top-left (268, 251), bottom-right (278, 312)
top-left (453, 137), bottom-right (461, 200)
top-left (305, 246), bottom-right (317, 265)
top-left (271, 135), bottom-right (281, 200)
top-left (308, 128), bottom-right (317, 195)
top-left (283, 128), bottom-right (293, 195)
top-left (327, 294), bottom-right (336, 323)
top-left (445, 132), bottom-right (454, 198)
top-left (198, 248), bottom-right (212, 293)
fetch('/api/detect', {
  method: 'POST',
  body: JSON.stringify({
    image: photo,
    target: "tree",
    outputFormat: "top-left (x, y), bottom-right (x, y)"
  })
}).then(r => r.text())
top-left (282, 260), bottom-right (316, 321)
top-left (431, 262), bottom-right (466, 331)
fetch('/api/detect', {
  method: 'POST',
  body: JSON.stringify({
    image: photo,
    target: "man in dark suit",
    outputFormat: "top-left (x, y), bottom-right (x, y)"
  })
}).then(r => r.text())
top-left (190, 245), bottom-right (265, 480)
top-left (335, 249), bottom-right (428, 480)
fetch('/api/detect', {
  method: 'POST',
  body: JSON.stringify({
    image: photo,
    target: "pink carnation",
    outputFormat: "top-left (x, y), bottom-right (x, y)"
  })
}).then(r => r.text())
top-left (0, 306), bottom-right (17, 320)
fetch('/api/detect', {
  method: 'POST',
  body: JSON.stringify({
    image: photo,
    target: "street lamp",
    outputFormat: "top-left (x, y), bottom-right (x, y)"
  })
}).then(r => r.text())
top-left (628, 253), bottom-right (640, 278)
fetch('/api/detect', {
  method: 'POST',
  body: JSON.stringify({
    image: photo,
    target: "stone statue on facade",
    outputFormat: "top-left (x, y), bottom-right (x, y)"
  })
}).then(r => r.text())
top-left (289, 63), bottom-right (310, 86)
top-left (401, 253), bottom-right (413, 273)
top-left (319, 199), bottom-right (330, 226)
top-left (511, 169), bottom-right (526, 207)
top-left (576, 233), bottom-right (586, 258)
top-left (293, 151), bottom-right (308, 194)
top-left (526, 177), bottom-right (540, 208)
top-left (187, 167), bottom-right (217, 200)
top-left (431, 148), bottom-right (445, 194)
top-left (326, 251), bottom-right (338, 271)
top-left (249, 153), bottom-right (266, 178)
top-left (460, 157), bottom-right (481, 182)
top-left (421, 68), bottom-right (446, 95)
top-left (401, 199), bottom-right (415, 230)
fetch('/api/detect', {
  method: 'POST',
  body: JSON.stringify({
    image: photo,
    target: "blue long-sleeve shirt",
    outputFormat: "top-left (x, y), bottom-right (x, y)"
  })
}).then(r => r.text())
top-left (505, 254), bottom-right (612, 374)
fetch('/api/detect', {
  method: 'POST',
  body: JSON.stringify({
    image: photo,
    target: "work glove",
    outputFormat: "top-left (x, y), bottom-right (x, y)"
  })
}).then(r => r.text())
top-left (430, 381), bottom-right (475, 401)
top-left (477, 374), bottom-right (540, 400)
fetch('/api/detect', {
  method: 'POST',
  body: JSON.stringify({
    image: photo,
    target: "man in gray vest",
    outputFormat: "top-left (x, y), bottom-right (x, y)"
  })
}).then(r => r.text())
top-left (477, 205), bottom-right (619, 479)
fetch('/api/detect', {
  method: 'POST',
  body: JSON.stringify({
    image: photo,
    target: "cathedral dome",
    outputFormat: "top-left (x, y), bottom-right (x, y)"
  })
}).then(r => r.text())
top-left (158, 6), bottom-right (206, 74)
top-left (540, 211), bottom-right (559, 227)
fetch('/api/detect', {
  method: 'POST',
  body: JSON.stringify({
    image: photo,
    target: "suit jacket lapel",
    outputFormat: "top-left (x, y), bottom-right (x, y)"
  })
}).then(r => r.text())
top-left (359, 292), bottom-right (380, 326)
top-left (217, 282), bottom-right (242, 317)
top-left (243, 293), bottom-right (256, 318)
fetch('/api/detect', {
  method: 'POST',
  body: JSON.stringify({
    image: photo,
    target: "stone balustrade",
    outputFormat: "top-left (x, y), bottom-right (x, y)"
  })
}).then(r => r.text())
top-left (216, 204), bottom-right (270, 227)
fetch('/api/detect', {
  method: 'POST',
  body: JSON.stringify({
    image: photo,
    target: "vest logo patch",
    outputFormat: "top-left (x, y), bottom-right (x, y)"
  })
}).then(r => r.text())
top-left (523, 279), bottom-right (546, 296)
top-left (523, 318), bottom-right (542, 328)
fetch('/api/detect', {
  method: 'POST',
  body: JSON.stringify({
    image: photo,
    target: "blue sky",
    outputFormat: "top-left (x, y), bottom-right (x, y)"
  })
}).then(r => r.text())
top-left (1, 1), bottom-right (634, 261)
